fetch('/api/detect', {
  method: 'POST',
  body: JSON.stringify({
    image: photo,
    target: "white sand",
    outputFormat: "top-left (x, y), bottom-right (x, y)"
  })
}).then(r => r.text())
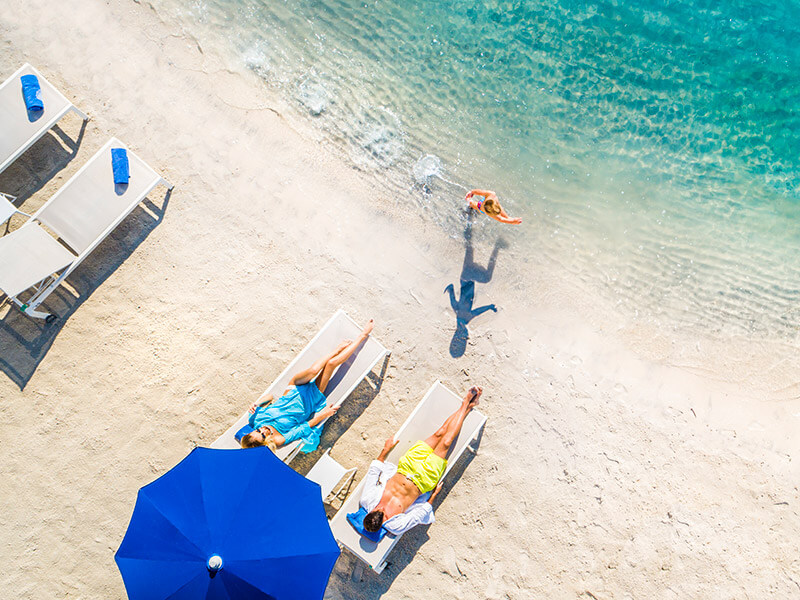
top-left (1, 1), bottom-right (799, 598)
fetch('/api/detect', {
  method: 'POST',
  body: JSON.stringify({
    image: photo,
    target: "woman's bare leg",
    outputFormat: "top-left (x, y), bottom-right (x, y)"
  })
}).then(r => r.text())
top-left (315, 319), bottom-right (374, 394)
top-left (290, 340), bottom-right (351, 387)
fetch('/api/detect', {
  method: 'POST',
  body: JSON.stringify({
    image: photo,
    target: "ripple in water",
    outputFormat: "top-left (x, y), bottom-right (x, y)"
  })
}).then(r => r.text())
top-left (151, 0), bottom-right (800, 340)
top-left (346, 106), bottom-right (404, 170)
top-left (297, 73), bottom-right (331, 116)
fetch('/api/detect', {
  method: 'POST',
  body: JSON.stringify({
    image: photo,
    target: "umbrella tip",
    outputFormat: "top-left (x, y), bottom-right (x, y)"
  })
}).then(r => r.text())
top-left (207, 555), bottom-right (223, 574)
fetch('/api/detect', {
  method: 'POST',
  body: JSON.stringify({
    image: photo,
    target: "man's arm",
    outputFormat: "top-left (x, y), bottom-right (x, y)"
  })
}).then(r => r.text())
top-left (360, 438), bottom-right (400, 509)
top-left (382, 501), bottom-right (435, 535)
top-left (377, 437), bottom-right (399, 462)
top-left (428, 481), bottom-right (444, 505)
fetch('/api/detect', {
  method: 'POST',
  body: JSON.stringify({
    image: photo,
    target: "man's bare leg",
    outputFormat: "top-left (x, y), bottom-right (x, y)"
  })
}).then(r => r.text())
top-left (315, 319), bottom-right (374, 394)
top-left (424, 387), bottom-right (482, 459)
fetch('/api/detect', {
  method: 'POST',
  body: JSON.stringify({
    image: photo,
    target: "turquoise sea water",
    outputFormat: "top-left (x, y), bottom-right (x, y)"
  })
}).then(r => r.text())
top-left (157, 0), bottom-right (800, 338)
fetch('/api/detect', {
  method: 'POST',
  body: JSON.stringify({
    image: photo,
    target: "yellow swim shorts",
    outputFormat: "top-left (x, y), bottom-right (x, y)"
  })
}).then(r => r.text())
top-left (396, 441), bottom-right (447, 494)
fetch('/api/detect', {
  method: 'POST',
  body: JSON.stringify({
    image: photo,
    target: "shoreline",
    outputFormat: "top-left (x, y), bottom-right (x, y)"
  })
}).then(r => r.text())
top-left (0, 0), bottom-right (798, 598)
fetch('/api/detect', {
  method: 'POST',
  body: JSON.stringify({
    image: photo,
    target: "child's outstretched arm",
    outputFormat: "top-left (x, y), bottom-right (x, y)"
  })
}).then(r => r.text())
top-left (467, 189), bottom-right (497, 200)
top-left (494, 210), bottom-right (523, 225)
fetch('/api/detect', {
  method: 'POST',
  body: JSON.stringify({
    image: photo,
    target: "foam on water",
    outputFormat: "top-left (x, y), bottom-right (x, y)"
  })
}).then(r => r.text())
top-left (412, 155), bottom-right (443, 186)
top-left (152, 0), bottom-right (800, 339)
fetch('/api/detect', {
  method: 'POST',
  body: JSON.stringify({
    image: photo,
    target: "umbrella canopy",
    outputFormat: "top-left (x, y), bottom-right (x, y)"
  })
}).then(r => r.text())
top-left (115, 447), bottom-right (340, 600)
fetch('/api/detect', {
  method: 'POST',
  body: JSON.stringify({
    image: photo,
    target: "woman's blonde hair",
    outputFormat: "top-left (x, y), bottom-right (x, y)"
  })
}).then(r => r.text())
top-left (240, 432), bottom-right (278, 452)
top-left (483, 197), bottom-right (501, 216)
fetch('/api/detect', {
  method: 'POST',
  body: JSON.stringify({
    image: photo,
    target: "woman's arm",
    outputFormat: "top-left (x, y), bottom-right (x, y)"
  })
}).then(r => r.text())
top-left (248, 394), bottom-right (275, 414)
top-left (307, 405), bottom-right (339, 428)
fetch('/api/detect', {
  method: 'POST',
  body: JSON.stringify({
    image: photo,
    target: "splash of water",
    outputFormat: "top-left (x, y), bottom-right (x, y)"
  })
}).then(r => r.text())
top-left (412, 154), bottom-right (469, 190)
top-left (297, 74), bottom-right (330, 116)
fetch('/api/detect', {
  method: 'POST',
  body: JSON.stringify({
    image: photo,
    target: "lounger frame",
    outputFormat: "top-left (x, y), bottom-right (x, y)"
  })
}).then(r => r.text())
top-left (0, 63), bottom-right (89, 177)
top-left (0, 138), bottom-right (172, 320)
top-left (329, 380), bottom-right (487, 574)
top-left (211, 309), bottom-right (390, 464)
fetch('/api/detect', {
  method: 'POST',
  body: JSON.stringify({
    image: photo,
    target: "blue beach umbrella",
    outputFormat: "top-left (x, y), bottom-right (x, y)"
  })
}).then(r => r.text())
top-left (115, 447), bottom-right (340, 600)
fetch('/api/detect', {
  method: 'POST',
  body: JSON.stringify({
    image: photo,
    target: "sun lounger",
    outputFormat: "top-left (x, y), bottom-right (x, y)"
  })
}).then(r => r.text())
top-left (306, 448), bottom-right (358, 506)
top-left (0, 195), bottom-right (27, 231)
top-left (0, 63), bottom-right (89, 178)
top-left (0, 138), bottom-right (172, 321)
top-left (211, 310), bottom-right (390, 463)
top-left (329, 380), bottom-right (487, 574)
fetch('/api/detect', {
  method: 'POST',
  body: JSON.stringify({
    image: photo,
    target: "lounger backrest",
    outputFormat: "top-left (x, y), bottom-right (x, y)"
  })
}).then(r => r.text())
top-left (35, 138), bottom-right (161, 255)
top-left (0, 64), bottom-right (73, 174)
top-left (329, 381), bottom-right (486, 573)
top-left (211, 310), bottom-right (390, 459)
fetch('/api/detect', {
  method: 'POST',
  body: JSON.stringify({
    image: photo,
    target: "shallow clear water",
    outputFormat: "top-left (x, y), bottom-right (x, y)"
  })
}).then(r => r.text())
top-left (156, 0), bottom-right (800, 338)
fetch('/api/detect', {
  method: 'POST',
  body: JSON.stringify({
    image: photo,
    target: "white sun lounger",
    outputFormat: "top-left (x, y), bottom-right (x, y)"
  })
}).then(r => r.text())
top-left (0, 137), bottom-right (172, 321)
top-left (0, 63), bottom-right (89, 178)
top-left (329, 380), bottom-right (487, 574)
top-left (211, 310), bottom-right (390, 464)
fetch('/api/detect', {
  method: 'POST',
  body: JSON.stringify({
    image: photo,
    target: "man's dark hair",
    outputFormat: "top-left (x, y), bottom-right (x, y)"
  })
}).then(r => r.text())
top-left (363, 509), bottom-right (384, 533)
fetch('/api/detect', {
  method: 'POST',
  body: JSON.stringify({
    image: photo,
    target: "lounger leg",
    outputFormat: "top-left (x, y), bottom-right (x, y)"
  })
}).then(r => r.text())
top-left (71, 106), bottom-right (90, 122)
top-left (11, 296), bottom-right (55, 321)
top-left (160, 177), bottom-right (174, 191)
top-left (17, 271), bottom-right (69, 321)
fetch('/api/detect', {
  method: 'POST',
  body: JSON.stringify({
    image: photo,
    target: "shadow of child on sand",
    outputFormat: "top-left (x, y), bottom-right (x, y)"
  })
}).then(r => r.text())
top-left (445, 212), bottom-right (505, 358)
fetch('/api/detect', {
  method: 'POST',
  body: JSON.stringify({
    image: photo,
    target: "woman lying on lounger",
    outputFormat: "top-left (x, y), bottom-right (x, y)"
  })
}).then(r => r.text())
top-left (240, 319), bottom-right (374, 451)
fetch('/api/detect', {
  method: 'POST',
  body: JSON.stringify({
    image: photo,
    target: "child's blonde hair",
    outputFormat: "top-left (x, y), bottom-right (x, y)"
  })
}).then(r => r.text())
top-left (483, 197), bottom-right (501, 216)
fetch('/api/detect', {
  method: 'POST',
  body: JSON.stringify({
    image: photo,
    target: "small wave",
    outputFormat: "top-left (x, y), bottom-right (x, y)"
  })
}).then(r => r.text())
top-left (242, 43), bottom-right (271, 81)
top-left (297, 73), bottom-right (331, 116)
top-left (346, 106), bottom-right (404, 170)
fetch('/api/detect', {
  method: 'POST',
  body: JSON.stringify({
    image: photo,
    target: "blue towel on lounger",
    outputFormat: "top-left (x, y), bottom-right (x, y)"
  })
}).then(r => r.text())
top-left (347, 506), bottom-right (389, 543)
top-left (111, 148), bottom-right (129, 185)
top-left (235, 424), bottom-right (254, 442)
top-left (20, 74), bottom-right (43, 112)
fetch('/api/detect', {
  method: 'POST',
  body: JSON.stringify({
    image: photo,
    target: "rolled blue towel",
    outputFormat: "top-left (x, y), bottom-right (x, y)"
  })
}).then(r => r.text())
top-left (20, 74), bottom-right (44, 112)
top-left (346, 506), bottom-right (389, 542)
top-left (111, 148), bottom-right (130, 185)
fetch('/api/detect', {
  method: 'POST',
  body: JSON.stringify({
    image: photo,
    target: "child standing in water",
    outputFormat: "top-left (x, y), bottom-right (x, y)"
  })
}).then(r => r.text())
top-left (466, 189), bottom-right (522, 225)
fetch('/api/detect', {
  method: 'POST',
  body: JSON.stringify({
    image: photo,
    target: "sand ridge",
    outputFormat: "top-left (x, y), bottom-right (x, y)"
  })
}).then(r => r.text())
top-left (0, 1), bottom-right (799, 598)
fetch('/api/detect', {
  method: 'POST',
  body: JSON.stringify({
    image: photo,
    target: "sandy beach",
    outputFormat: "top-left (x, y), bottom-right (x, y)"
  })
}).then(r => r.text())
top-left (1, 1), bottom-right (799, 598)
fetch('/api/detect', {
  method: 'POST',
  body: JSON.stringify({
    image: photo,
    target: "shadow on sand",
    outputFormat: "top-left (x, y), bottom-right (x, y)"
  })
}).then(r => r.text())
top-left (292, 354), bottom-right (391, 488)
top-left (0, 190), bottom-right (171, 390)
top-left (445, 212), bottom-right (505, 357)
top-left (0, 121), bottom-right (88, 204)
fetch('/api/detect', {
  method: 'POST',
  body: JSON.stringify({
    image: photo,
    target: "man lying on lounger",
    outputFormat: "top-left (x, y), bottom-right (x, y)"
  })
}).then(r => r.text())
top-left (360, 386), bottom-right (482, 535)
